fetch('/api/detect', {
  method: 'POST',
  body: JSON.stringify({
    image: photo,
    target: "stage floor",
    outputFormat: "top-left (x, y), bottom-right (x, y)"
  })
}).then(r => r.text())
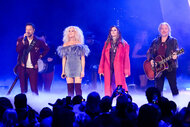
top-left (0, 75), bottom-right (190, 113)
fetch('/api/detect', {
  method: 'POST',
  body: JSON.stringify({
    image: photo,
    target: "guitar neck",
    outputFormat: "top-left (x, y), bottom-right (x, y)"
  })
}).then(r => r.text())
top-left (159, 49), bottom-right (184, 64)
top-left (161, 55), bottom-right (173, 63)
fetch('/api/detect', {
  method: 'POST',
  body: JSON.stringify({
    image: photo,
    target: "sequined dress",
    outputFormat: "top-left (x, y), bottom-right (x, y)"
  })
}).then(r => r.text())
top-left (57, 44), bottom-right (90, 77)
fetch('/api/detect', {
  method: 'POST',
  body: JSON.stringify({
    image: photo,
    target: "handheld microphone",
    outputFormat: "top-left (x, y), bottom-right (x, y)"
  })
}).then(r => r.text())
top-left (24, 36), bottom-right (27, 41)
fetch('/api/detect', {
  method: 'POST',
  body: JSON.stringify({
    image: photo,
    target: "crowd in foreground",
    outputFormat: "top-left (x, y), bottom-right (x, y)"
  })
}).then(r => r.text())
top-left (0, 87), bottom-right (190, 127)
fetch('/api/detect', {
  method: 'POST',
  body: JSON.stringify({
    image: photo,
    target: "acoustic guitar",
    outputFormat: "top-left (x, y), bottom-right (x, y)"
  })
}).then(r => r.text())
top-left (7, 64), bottom-right (19, 95)
top-left (143, 48), bottom-right (184, 80)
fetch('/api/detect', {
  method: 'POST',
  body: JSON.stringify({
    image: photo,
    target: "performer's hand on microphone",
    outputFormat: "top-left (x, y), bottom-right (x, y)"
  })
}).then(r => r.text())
top-left (23, 33), bottom-right (28, 44)
top-left (61, 73), bottom-right (66, 79)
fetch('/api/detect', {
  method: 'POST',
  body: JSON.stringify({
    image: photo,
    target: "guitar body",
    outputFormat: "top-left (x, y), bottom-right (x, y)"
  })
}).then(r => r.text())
top-left (6, 64), bottom-right (21, 95)
top-left (154, 55), bottom-right (168, 76)
top-left (144, 48), bottom-right (184, 80)
top-left (143, 60), bottom-right (154, 80)
top-left (13, 64), bottom-right (19, 75)
top-left (143, 55), bottom-right (168, 80)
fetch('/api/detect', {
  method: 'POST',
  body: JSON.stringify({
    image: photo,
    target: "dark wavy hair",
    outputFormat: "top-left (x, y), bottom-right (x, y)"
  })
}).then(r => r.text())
top-left (105, 26), bottom-right (122, 48)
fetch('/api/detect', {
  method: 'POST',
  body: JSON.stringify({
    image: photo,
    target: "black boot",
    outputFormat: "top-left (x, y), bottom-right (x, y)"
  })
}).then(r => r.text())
top-left (67, 83), bottom-right (74, 97)
top-left (75, 83), bottom-right (82, 96)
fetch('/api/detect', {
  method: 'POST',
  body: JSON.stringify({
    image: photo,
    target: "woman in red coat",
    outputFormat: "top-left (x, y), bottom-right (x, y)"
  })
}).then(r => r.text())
top-left (98, 26), bottom-right (131, 96)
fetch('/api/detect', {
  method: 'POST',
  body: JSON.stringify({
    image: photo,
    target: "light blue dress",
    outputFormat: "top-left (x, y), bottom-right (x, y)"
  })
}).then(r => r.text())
top-left (57, 44), bottom-right (90, 77)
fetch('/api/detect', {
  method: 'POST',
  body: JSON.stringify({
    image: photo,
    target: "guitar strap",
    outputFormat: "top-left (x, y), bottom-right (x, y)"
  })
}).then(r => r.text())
top-left (14, 39), bottom-right (36, 75)
top-left (20, 39), bottom-right (36, 64)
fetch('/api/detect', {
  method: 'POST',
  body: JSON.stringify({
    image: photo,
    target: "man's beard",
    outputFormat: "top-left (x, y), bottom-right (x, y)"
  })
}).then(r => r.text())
top-left (27, 33), bottom-right (33, 37)
top-left (161, 33), bottom-right (168, 37)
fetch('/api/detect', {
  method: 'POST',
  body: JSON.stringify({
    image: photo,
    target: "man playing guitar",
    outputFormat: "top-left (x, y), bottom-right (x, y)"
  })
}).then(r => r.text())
top-left (146, 22), bottom-right (179, 96)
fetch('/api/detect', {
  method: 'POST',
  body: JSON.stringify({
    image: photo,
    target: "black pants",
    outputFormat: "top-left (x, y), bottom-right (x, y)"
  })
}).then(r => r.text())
top-left (155, 68), bottom-right (179, 96)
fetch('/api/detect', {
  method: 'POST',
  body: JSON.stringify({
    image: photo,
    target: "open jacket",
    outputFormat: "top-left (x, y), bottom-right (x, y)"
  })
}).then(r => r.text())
top-left (16, 35), bottom-right (49, 68)
top-left (98, 40), bottom-right (131, 96)
top-left (147, 36), bottom-right (178, 71)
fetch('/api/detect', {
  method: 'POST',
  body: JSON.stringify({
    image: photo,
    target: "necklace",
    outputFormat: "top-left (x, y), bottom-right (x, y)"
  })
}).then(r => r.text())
top-left (112, 42), bottom-right (117, 53)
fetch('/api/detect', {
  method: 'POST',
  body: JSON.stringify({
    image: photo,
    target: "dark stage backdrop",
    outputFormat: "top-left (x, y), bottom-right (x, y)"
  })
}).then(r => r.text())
top-left (0, 0), bottom-right (189, 80)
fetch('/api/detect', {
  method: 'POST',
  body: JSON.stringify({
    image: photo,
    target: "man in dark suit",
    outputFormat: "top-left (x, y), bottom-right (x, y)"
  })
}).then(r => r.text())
top-left (16, 23), bottom-right (49, 95)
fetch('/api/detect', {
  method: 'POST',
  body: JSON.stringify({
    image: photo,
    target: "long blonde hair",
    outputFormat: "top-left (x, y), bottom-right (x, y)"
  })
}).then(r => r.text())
top-left (63, 26), bottom-right (84, 44)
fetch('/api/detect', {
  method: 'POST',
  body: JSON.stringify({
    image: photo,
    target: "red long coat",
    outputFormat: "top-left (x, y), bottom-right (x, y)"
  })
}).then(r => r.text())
top-left (98, 40), bottom-right (131, 96)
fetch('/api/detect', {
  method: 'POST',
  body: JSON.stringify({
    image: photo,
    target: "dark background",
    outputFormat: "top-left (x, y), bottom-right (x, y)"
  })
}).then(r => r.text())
top-left (0, 0), bottom-right (190, 81)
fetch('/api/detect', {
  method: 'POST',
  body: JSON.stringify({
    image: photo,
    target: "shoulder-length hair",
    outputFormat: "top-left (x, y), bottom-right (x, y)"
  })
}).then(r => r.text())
top-left (158, 22), bottom-right (171, 36)
top-left (105, 26), bottom-right (122, 48)
top-left (62, 26), bottom-right (84, 44)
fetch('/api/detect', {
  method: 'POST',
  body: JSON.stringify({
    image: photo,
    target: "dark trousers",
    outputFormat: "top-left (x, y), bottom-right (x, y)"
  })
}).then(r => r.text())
top-left (38, 71), bottom-right (54, 92)
top-left (18, 66), bottom-right (38, 95)
top-left (155, 68), bottom-right (179, 96)
top-left (67, 83), bottom-right (82, 97)
top-left (110, 71), bottom-right (116, 95)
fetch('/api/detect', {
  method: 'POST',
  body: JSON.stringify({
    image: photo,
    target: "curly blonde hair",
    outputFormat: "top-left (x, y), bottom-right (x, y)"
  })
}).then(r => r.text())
top-left (62, 26), bottom-right (84, 44)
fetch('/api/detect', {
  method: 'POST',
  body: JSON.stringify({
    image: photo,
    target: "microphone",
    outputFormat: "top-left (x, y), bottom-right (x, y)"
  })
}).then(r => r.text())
top-left (24, 36), bottom-right (27, 41)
